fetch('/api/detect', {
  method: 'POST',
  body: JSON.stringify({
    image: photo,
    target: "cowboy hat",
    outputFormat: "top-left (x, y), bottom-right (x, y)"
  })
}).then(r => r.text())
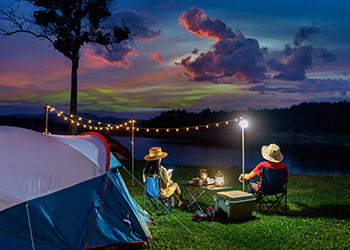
top-left (261, 143), bottom-right (284, 163)
top-left (144, 146), bottom-right (168, 161)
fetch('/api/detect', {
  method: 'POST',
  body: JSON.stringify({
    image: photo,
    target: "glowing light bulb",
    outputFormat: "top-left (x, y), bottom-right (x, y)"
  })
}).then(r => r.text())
top-left (238, 118), bottom-right (249, 129)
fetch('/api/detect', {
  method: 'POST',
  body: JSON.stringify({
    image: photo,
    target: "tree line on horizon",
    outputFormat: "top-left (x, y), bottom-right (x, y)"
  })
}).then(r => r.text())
top-left (142, 101), bottom-right (350, 134)
top-left (0, 101), bottom-right (349, 135)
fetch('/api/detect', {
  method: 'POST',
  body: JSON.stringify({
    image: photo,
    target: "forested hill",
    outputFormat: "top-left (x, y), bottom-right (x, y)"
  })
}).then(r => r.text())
top-left (142, 101), bottom-right (350, 134)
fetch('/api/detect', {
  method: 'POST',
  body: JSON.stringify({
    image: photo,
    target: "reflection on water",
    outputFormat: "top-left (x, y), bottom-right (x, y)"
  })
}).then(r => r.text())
top-left (114, 136), bottom-right (350, 176)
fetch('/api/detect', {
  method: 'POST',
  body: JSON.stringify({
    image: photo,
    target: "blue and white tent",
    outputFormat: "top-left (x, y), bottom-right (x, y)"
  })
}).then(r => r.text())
top-left (0, 126), bottom-right (151, 249)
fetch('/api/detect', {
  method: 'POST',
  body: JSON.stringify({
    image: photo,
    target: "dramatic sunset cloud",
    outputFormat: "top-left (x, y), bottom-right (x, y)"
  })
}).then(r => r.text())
top-left (87, 43), bottom-right (137, 68)
top-left (179, 6), bottom-right (236, 41)
top-left (177, 7), bottom-right (267, 83)
top-left (271, 26), bottom-right (336, 81)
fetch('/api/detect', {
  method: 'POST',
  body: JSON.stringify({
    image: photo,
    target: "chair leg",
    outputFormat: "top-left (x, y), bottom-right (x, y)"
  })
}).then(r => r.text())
top-left (144, 195), bottom-right (173, 216)
top-left (163, 196), bottom-right (173, 212)
top-left (255, 194), bottom-right (262, 213)
top-left (284, 191), bottom-right (287, 214)
top-left (257, 192), bottom-right (287, 214)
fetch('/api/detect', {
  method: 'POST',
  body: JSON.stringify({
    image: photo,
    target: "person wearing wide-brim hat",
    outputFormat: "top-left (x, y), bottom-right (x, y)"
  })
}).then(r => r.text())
top-left (144, 146), bottom-right (168, 161)
top-left (238, 143), bottom-right (290, 191)
top-left (143, 147), bottom-right (186, 207)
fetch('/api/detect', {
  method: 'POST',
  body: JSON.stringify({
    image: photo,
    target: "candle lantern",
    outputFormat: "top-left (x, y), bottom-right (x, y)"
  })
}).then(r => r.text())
top-left (199, 169), bottom-right (208, 179)
top-left (215, 171), bottom-right (224, 186)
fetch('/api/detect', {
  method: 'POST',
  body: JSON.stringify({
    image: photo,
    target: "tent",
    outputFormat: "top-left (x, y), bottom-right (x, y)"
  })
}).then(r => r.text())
top-left (0, 126), bottom-right (151, 249)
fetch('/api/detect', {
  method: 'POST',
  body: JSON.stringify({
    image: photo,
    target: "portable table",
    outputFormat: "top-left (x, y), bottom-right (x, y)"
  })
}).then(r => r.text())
top-left (181, 183), bottom-right (232, 212)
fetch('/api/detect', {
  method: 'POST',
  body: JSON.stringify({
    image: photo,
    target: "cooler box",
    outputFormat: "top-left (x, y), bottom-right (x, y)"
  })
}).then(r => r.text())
top-left (214, 190), bottom-right (256, 222)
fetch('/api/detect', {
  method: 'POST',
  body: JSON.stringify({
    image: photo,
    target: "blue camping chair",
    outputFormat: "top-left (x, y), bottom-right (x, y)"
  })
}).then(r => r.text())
top-left (144, 176), bottom-right (173, 216)
top-left (250, 167), bottom-right (288, 214)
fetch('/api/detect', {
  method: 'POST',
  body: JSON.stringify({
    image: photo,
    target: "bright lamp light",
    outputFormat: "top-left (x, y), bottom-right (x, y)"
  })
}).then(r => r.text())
top-left (237, 117), bottom-right (249, 192)
top-left (238, 118), bottom-right (249, 129)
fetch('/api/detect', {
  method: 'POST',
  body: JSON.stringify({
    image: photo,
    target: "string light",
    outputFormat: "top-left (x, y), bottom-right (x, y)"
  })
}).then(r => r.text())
top-left (45, 104), bottom-right (241, 135)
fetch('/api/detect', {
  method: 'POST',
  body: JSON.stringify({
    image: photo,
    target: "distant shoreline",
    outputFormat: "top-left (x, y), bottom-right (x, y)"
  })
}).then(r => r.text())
top-left (252, 131), bottom-right (350, 147)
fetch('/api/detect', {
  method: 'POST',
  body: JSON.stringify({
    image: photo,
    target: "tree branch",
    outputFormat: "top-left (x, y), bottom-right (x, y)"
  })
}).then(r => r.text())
top-left (0, 4), bottom-right (54, 44)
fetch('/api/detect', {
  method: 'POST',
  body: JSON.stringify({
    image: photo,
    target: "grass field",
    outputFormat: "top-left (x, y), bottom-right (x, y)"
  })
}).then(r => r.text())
top-left (116, 159), bottom-right (350, 250)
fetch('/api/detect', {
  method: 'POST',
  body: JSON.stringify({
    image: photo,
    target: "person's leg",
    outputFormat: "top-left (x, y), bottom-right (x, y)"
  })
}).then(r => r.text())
top-left (167, 182), bottom-right (186, 206)
top-left (168, 182), bottom-right (185, 200)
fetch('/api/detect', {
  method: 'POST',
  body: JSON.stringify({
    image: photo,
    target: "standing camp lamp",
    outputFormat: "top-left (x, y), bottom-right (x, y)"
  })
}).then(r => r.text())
top-left (129, 120), bottom-right (136, 187)
top-left (238, 117), bottom-right (249, 192)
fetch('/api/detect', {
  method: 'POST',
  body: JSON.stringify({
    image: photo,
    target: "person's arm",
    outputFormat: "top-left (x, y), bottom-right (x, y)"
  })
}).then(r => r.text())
top-left (238, 170), bottom-right (256, 182)
top-left (142, 168), bottom-right (146, 183)
top-left (159, 166), bottom-right (170, 188)
top-left (167, 169), bottom-right (173, 179)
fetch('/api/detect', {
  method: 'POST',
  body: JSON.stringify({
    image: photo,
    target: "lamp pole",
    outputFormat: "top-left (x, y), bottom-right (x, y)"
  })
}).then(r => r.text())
top-left (131, 120), bottom-right (135, 186)
top-left (238, 117), bottom-right (248, 192)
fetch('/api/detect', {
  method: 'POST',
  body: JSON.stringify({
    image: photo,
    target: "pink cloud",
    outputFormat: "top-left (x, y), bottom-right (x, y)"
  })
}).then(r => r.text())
top-left (149, 51), bottom-right (165, 64)
top-left (179, 6), bottom-right (236, 41)
top-left (83, 44), bottom-right (138, 69)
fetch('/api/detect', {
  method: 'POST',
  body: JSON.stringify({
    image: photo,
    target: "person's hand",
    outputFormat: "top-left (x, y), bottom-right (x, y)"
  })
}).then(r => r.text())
top-left (238, 174), bottom-right (245, 183)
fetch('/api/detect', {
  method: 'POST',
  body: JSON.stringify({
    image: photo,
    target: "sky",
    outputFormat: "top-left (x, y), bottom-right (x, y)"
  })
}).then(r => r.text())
top-left (0, 0), bottom-right (349, 119)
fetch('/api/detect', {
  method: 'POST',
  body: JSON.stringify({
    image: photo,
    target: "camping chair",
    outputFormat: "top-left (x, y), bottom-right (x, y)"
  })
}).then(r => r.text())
top-left (250, 167), bottom-right (288, 214)
top-left (144, 176), bottom-right (173, 216)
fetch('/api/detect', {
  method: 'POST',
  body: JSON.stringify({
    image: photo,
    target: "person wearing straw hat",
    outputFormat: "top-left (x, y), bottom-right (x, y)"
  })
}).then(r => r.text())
top-left (143, 147), bottom-right (186, 207)
top-left (238, 143), bottom-right (290, 191)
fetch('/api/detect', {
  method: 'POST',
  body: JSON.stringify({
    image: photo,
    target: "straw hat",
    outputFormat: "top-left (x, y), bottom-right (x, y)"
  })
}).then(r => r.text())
top-left (261, 143), bottom-right (284, 163)
top-left (144, 147), bottom-right (168, 161)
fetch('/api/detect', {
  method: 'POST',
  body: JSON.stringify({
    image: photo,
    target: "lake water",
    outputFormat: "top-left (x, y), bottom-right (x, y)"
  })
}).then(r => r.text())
top-left (114, 136), bottom-right (350, 176)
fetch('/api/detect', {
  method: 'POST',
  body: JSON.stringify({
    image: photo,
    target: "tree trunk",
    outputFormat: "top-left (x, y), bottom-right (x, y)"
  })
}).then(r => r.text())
top-left (68, 58), bottom-right (79, 135)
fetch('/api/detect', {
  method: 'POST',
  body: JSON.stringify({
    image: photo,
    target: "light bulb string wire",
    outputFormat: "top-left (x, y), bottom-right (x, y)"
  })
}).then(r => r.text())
top-left (45, 104), bottom-right (245, 133)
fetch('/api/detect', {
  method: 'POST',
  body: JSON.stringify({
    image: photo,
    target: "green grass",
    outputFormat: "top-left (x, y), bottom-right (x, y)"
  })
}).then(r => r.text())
top-left (118, 159), bottom-right (350, 250)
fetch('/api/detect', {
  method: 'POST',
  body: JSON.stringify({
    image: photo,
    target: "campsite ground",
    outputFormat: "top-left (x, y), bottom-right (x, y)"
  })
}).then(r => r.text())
top-left (114, 159), bottom-right (350, 250)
